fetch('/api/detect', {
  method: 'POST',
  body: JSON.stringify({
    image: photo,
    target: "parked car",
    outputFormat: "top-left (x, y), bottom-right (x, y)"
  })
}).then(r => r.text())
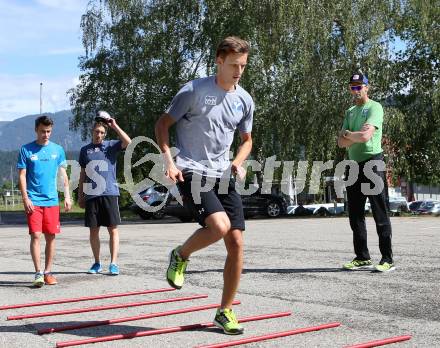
top-left (416, 201), bottom-right (440, 216)
top-left (287, 203), bottom-right (344, 217)
top-left (130, 184), bottom-right (170, 220)
top-left (365, 196), bottom-right (409, 215)
top-left (164, 189), bottom-right (288, 222)
top-left (408, 200), bottom-right (425, 213)
top-left (388, 196), bottom-right (409, 213)
top-left (241, 190), bottom-right (288, 218)
top-left (291, 205), bottom-right (314, 216)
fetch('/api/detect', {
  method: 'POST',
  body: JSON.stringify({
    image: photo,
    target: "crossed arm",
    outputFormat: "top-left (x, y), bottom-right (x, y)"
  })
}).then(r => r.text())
top-left (337, 124), bottom-right (376, 148)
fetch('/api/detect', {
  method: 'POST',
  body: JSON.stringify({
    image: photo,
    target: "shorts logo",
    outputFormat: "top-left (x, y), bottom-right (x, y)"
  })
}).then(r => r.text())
top-left (198, 208), bottom-right (205, 215)
top-left (30, 154), bottom-right (38, 161)
top-left (232, 101), bottom-right (243, 113)
top-left (205, 95), bottom-right (217, 106)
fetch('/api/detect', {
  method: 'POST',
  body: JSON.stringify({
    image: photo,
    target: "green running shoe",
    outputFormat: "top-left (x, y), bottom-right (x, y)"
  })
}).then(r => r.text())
top-left (343, 259), bottom-right (373, 270)
top-left (375, 262), bottom-right (395, 272)
top-left (166, 247), bottom-right (188, 289)
top-left (33, 272), bottom-right (44, 288)
top-left (214, 308), bottom-right (244, 335)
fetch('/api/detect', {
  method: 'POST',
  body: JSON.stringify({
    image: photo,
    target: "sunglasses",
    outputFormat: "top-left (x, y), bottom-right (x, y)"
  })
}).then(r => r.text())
top-left (350, 85), bottom-right (364, 91)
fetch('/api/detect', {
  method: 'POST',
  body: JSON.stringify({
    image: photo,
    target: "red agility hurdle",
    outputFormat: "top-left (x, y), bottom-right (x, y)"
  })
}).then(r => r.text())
top-left (7, 294), bottom-right (208, 320)
top-left (55, 311), bottom-right (292, 348)
top-left (38, 300), bottom-right (240, 334)
top-left (0, 287), bottom-right (175, 310)
top-left (344, 335), bottom-right (412, 348)
top-left (195, 322), bottom-right (341, 348)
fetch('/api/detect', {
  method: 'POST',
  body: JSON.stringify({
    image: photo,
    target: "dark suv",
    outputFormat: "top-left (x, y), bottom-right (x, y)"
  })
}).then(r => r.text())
top-left (164, 188), bottom-right (288, 222)
top-left (131, 184), bottom-right (288, 222)
top-left (241, 190), bottom-right (288, 218)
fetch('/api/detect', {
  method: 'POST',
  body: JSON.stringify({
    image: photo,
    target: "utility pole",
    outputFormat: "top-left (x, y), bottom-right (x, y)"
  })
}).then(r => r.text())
top-left (10, 166), bottom-right (14, 206)
top-left (40, 82), bottom-right (43, 114)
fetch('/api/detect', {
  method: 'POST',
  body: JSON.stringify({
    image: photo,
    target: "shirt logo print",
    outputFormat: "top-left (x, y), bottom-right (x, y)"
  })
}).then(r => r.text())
top-left (205, 95), bottom-right (217, 106)
top-left (30, 154), bottom-right (38, 161)
top-left (232, 101), bottom-right (243, 113)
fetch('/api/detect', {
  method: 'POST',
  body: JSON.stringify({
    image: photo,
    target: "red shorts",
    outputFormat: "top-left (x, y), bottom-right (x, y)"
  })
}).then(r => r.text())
top-left (27, 206), bottom-right (60, 234)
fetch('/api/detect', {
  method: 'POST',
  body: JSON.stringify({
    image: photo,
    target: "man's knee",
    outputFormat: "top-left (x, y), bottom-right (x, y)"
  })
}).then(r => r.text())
top-left (107, 226), bottom-right (118, 235)
top-left (44, 233), bottom-right (55, 240)
top-left (30, 233), bottom-right (42, 241)
top-left (207, 214), bottom-right (231, 237)
top-left (377, 224), bottom-right (392, 237)
top-left (90, 227), bottom-right (100, 235)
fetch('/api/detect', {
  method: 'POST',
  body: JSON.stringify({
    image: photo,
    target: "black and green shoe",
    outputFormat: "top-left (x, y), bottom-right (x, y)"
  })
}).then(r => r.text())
top-left (343, 259), bottom-right (373, 270)
top-left (214, 308), bottom-right (244, 335)
top-left (375, 261), bottom-right (395, 272)
top-left (166, 247), bottom-right (188, 289)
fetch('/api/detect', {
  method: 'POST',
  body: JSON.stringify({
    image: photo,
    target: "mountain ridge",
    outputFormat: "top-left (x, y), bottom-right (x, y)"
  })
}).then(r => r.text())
top-left (0, 110), bottom-right (87, 151)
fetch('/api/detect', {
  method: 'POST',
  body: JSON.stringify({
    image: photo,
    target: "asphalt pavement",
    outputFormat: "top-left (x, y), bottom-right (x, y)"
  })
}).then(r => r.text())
top-left (0, 216), bottom-right (439, 347)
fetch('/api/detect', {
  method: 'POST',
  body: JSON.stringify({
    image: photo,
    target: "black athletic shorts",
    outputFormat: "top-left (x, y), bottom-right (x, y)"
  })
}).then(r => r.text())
top-left (85, 196), bottom-right (121, 228)
top-left (177, 172), bottom-right (245, 231)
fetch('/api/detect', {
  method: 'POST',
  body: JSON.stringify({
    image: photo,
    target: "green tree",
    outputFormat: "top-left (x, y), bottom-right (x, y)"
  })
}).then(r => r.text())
top-left (70, 0), bottom-right (437, 189)
top-left (385, 0), bottom-right (440, 184)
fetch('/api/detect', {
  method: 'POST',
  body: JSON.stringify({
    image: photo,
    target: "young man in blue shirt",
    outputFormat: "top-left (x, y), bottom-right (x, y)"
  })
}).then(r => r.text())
top-left (17, 115), bottom-right (72, 287)
top-left (78, 114), bottom-right (131, 275)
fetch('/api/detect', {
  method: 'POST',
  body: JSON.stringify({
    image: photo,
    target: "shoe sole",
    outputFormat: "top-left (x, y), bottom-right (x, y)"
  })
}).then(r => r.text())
top-left (87, 270), bottom-right (102, 274)
top-left (213, 320), bottom-right (244, 335)
top-left (375, 266), bottom-right (396, 273)
top-left (343, 265), bottom-right (374, 271)
top-left (33, 282), bottom-right (44, 288)
top-left (166, 250), bottom-right (182, 290)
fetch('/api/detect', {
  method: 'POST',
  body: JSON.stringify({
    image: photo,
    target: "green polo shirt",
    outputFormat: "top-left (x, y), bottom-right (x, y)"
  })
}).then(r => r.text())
top-left (342, 99), bottom-right (383, 163)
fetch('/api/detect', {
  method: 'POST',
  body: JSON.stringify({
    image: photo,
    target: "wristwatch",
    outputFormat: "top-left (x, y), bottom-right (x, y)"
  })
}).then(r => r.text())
top-left (344, 130), bottom-right (349, 137)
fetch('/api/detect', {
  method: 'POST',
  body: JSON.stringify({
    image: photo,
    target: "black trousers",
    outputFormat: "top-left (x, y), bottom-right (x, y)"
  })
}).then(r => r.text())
top-left (346, 153), bottom-right (393, 263)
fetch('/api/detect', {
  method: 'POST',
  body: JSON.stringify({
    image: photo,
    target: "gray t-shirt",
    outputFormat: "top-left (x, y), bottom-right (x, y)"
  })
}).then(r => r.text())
top-left (166, 76), bottom-right (254, 177)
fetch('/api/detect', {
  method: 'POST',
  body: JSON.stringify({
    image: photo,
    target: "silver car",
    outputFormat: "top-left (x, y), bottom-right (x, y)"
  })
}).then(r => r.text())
top-left (416, 201), bottom-right (440, 216)
top-left (365, 196), bottom-right (408, 214)
top-left (130, 184), bottom-right (169, 219)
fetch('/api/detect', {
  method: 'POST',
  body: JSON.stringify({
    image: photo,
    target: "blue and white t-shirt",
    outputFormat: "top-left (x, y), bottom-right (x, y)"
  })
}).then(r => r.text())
top-left (17, 141), bottom-right (67, 206)
top-left (166, 76), bottom-right (254, 177)
top-left (79, 140), bottom-right (122, 200)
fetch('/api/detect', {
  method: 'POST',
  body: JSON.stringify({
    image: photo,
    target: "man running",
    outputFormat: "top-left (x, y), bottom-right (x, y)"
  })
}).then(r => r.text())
top-left (18, 115), bottom-right (72, 287)
top-left (155, 36), bottom-right (254, 334)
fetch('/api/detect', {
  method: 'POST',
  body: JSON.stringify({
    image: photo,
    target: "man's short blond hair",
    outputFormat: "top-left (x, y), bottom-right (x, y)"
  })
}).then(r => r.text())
top-left (216, 36), bottom-right (250, 59)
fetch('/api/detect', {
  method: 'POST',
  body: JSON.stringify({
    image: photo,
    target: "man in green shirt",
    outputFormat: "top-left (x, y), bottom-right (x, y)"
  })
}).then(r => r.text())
top-left (337, 72), bottom-right (394, 272)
